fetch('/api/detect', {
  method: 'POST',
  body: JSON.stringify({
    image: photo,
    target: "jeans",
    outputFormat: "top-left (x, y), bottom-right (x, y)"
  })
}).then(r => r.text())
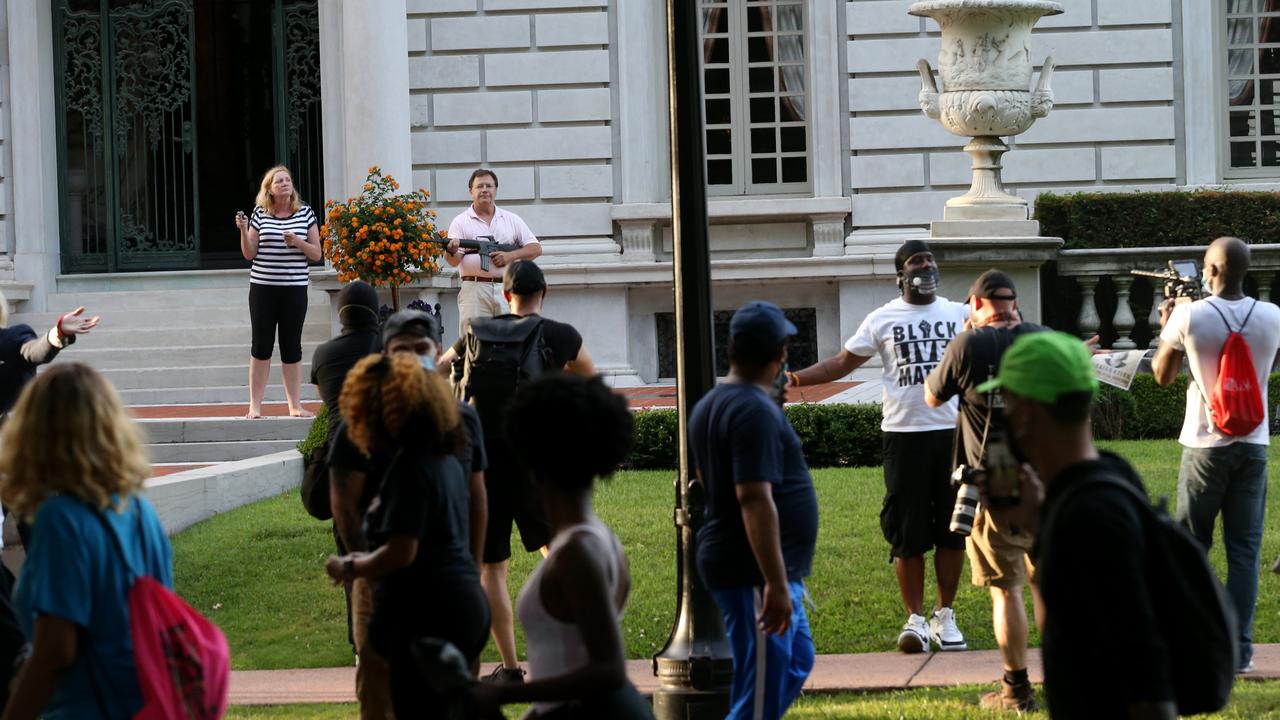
top-left (1176, 443), bottom-right (1268, 668)
top-left (710, 581), bottom-right (815, 720)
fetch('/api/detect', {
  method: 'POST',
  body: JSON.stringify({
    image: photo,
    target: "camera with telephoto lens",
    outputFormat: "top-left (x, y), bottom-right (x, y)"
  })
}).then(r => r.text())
top-left (948, 432), bottom-right (1022, 536)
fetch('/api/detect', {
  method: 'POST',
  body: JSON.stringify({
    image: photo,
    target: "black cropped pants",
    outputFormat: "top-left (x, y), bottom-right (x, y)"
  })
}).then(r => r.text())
top-left (249, 283), bottom-right (309, 363)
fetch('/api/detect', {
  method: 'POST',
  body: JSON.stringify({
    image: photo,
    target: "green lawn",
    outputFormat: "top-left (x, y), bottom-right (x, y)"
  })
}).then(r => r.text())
top-left (173, 439), bottom-right (1280, 671)
top-left (225, 682), bottom-right (1280, 719)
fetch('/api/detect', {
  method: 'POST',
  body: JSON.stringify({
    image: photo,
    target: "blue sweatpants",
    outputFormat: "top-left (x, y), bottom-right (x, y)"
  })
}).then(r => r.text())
top-left (710, 581), bottom-right (815, 720)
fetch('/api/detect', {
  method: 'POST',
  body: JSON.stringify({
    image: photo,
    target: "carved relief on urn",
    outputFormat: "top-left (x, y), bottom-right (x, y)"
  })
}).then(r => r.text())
top-left (909, 0), bottom-right (1063, 215)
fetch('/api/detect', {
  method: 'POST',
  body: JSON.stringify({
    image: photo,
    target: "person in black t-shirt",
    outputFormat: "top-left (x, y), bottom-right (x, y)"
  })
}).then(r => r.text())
top-left (435, 259), bottom-right (596, 686)
top-left (688, 301), bottom-right (819, 720)
top-left (325, 353), bottom-right (489, 719)
top-left (925, 270), bottom-right (1044, 712)
top-left (976, 332), bottom-right (1176, 719)
top-left (328, 309), bottom-right (487, 718)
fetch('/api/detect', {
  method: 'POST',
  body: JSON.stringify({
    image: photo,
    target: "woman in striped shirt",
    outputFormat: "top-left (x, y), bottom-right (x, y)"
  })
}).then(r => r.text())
top-left (234, 165), bottom-right (323, 419)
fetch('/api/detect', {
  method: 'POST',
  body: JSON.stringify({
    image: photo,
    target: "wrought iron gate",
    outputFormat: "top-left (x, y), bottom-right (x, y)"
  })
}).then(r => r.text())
top-left (56, 0), bottom-right (201, 272)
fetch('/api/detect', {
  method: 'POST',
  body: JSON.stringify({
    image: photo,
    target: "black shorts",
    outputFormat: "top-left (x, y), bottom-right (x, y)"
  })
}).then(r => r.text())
top-left (482, 458), bottom-right (550, 564)
top-left (880, 429), bottom-right (966, 558)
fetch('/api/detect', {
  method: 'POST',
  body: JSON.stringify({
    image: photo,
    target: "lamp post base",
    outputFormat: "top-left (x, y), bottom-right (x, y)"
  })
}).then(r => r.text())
top-left (652, 686), bottom-right (732, 720)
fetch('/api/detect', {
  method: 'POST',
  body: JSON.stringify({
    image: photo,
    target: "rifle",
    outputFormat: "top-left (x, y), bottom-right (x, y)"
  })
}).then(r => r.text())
top-left (430, 235), bottom-right (519, 272)
top-left (1130, 259), bottom-right (1204, 304)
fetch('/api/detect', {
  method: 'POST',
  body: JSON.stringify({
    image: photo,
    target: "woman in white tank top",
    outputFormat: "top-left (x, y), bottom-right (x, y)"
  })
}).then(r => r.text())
top-left (471, 375), bottom-right (653, 720)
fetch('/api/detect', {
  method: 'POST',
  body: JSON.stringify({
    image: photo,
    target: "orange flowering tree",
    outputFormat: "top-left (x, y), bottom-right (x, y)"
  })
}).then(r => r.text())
top-left (321, 166), bottom-right (443, 309)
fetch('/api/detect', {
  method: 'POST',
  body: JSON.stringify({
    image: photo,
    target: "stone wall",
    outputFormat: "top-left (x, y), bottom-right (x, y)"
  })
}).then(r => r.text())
top-left (406, 0), bottom-right (618, 260)
top-left (846, 0), bottom-right (1179, 233)
top-left (0, 0), bottom-right (12, 270)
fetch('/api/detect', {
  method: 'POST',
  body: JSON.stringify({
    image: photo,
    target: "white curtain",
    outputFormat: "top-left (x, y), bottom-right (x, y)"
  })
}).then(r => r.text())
top-left (775, 6), bottom-right (805, 121)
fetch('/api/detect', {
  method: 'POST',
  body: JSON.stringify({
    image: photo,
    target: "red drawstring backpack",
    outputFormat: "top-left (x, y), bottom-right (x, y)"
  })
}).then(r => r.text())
top-left (95, 498), bottom-right (229, 719)
top-left (1200, 299), bottom-right (1265, 437)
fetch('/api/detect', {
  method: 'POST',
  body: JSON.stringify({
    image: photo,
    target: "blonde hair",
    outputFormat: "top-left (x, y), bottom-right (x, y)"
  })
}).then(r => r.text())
top-left (340, 353), bottom-right (460, 457)
top-left (255, 165), bottom-right (303, 214)
top-left (0, 363), bottom-right (150, 518)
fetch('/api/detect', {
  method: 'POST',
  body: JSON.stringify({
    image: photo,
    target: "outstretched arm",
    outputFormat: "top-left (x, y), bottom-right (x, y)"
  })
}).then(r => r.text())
top-left (788, 349), bottom-right (871, 387)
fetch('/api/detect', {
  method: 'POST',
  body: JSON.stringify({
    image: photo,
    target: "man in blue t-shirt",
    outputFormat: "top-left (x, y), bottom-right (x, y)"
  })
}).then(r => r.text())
top-left (689, 301), bottom-right (819, 720)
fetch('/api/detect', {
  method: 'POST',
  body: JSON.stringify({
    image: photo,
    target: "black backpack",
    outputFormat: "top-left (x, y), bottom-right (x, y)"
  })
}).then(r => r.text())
top-left (459, 315), bottom-right (553, 431)
top-left (1044, 475), bottom-right (1237, 716)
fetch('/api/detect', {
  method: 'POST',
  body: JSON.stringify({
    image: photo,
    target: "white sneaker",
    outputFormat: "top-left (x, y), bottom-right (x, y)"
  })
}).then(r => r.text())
top-left (929, 607), bottom-right (967, 651)
top-left (897, 613), bottom-right (930, 654)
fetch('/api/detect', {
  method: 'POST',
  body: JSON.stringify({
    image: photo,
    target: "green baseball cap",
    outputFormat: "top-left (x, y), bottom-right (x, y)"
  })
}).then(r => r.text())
top-left (975, 331), bottom-right (1097, 404)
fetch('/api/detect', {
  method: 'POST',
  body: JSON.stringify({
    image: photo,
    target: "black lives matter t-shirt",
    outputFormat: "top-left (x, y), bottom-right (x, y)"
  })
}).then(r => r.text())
top-left (925, 324), bottom-right (1043, 468)
top-left (845, 297), bottom-right (968, 432)
top-left (689, 383), bottom-right (819, 589)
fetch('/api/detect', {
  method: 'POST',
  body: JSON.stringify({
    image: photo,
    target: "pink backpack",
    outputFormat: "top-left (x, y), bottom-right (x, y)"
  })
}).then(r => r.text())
top-left (97, 499), bottom-right (229, 719)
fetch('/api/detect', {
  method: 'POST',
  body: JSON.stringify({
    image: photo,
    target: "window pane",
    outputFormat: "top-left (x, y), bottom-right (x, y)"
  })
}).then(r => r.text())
top-left (1230, 78), bottom-right (1255, 106)
top-left (1230, 0), bottom-right (1254, 12)
top-left (1262, 77), bottom-right (1280, 103)
top-left (705, 98), bottom-right (731, 125)
top-left (1232, 110), bottom-right (1258, 137)
top-left (706, 128), bottom-right (732, 155)
top-left (752, 157), bottom-right (777, 184)
top-left (707, 159), bottom-right (733, 185)
top-left (780, 95), bottom-right (804, 121)
top-left (1229, 18), bottom-right (1254, 46)
top-left (1231, 141), bottom-right (1257, 167)
top-left (751, 127), bottom-right (776, 153)
top-left (1262, 47), bottom-right (1280, 73)
top-left (749, 67), bottom-right (774, 93)
top-left (702, 7), bottom-right (727, 34)
top-left (1263, 16), bottom-right (1280, 43)
top-left (748, 35), bottom-right (771, 62)
top-left (705, 37), bottom-right (728, 63)
top-left (750, 97), bottom-right (775, 123)
top-left (780, 126), bottom-right (806, 152)
top-left (1263, 108), bottom-right (1280, 135)
top-left (1263, 140), bottom-right (1280, 165)
top-left (747, 6), bottom-right (768, 32)
top-left (1229, 49), bottom-right (1255, 76)
top-left (706, 68), bottom-right (730, 94)
top-left (781, 156), bottom-right (806, 183)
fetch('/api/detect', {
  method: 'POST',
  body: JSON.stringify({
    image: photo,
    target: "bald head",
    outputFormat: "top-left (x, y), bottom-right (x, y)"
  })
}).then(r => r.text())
top-left (1205, 236), bottom-right (1250, 294)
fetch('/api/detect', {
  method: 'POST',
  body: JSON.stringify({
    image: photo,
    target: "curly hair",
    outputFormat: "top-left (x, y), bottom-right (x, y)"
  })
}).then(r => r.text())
top-left (340, 353), bottom-right (461, 457)
top-left (254, 165), bottom-right (304, 213)
top-left (0, 363), bottom-right (150, 518)
top-left (506, 374), bottom-right (633, 491)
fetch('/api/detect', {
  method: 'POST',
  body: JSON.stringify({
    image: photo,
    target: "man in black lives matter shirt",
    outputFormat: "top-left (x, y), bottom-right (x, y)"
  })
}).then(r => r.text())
top-left (788, 240), bottom-right (969, 655)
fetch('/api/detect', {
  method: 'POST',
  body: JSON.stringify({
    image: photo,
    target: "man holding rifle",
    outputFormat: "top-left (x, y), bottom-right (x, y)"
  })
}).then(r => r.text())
top-left (445, 169), bottom-right (543, 334)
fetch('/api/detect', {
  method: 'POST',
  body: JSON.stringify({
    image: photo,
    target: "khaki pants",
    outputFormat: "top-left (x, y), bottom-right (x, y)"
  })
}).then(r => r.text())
top-left (352, 578), bottom-right (394, 720)
top-left (457, 280), bottom-right (509, 334)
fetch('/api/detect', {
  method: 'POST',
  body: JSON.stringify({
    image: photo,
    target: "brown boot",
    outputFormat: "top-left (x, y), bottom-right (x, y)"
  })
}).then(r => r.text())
top-left (980, 677), bottom-right (1039, 712)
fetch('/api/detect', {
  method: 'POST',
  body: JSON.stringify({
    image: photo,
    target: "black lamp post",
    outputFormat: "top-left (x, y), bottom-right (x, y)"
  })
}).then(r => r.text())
top-left (650, 0), bottom-right (733, 717)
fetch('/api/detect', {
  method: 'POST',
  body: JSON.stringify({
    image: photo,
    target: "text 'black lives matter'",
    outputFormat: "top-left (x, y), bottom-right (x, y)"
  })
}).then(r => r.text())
top-left (892, 320), bottom-right (959, 387)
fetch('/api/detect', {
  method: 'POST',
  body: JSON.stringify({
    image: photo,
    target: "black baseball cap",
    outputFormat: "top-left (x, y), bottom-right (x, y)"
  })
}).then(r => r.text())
top-left (382, 310), bottom-right (439, 346)
top-left (730, 301), bottom-right (797, 346)
top-left (894, 239), bottom-right (933, 271)
top-left (504, 259), bottom-right (546, 295)
top-left (968, 269), bottom-right (1017, 301)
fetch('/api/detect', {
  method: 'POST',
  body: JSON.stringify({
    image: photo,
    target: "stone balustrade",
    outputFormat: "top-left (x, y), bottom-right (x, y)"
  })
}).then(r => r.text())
top-left (1056, 245), bottom-right (1280, 349)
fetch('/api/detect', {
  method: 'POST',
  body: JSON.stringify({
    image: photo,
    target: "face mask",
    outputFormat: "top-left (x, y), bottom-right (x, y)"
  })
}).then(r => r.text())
top-left (907, 268), bottom-right (940, 295)
top-left (1201, 268), bottom-right (1212, 295)
top-left (419, 354), bottom-right (436, 371)
top-left (770, 361), bottom-right (789, 408)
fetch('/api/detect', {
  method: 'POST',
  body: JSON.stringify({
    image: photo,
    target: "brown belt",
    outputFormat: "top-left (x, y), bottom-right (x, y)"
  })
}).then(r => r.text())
top-left (461, 276), bottom-right (502, 283)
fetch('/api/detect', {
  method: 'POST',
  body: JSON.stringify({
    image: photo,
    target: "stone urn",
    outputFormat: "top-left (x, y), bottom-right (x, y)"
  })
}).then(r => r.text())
top-left (910, 0), bottom-right (1063, 218)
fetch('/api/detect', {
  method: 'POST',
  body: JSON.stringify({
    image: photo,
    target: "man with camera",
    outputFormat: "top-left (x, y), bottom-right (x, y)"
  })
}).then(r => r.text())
top-left (444, 169), bottom-right (543, 334)
top-left (924, 270), bottom-right (1043, 711)
top-left (1152, 236), bottom-right (1280, 674)
top-left (788, 239), bottom-right (969, 654)
top-left (976, 332), bottom-right (1177, 718)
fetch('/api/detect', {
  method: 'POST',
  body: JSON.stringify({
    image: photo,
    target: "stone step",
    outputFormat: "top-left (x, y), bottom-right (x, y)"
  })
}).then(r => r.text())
top-left (44, 287), bottom-right (330, 312)
top-left (146, 439), bottom-right (300, 463)
top-left (56, 268), bottom-right (256, 293)
top-left (11, 305), bottom-right (332, 329)
top-left (137, 416), bottom-right (314, 444)
top-left (71, 323), bottom-right (332, 349)
top-left (48, 342), bottom-right (324, 369)
top-left (97, 364), bottom-right (313, 390)
top-left (121, 384), bottom-right (321, 405)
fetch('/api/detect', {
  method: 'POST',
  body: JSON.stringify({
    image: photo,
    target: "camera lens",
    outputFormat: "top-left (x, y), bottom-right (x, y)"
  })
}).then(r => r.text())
top-left (949, 483), bottom-right (980, 536)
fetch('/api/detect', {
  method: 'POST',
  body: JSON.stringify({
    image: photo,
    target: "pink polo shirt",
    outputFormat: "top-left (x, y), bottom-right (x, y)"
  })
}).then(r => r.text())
top-left (446, 204), bottom-right (540, 279)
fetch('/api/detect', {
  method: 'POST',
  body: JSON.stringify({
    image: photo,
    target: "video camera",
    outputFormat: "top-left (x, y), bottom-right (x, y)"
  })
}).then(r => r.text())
top-left (432, 234), bottom-right (519, 272)
top-left (1130, 259), bottom-right (1203, 304)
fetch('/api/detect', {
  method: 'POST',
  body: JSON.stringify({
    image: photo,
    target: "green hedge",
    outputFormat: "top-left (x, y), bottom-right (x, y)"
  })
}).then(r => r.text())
top-left (1094, 372), bottom-right (1280, 440)
top-left (298, 404), bottom-right (329, 458)
top-left (1035, 190), bottom-right (1280, 250)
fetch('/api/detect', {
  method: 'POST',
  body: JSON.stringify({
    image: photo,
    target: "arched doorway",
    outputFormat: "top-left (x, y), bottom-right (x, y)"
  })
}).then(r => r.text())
top-left (53, 0), bottom-right (324, 273)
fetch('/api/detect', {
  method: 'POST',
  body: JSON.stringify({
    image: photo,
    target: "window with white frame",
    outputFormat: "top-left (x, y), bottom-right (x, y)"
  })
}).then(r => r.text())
top-left (700, 0), bottom-right (809, 195)
top-left (1224, 0), bottom-right (1280, 177)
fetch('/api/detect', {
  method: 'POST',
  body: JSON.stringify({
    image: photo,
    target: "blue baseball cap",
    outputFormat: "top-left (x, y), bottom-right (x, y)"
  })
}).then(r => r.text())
top-left (730, 301), bottom-right (797, 345)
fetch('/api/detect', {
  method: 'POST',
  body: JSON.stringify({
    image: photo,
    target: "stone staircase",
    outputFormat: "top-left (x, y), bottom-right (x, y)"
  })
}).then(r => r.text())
top-left (11, 271), bottom-right (333, 470)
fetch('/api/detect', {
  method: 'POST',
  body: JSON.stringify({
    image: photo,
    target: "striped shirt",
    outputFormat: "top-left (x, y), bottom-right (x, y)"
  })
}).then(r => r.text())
top-left (249, 205), bottom-right (317, 286)
top-left (446, 205), bottom-right (539, 279)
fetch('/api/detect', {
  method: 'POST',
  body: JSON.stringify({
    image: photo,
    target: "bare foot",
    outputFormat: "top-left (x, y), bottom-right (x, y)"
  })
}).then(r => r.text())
top-left (290, 408), bottom-right (315, 419)
top-left (245, 409), bottom-right (263, 420)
